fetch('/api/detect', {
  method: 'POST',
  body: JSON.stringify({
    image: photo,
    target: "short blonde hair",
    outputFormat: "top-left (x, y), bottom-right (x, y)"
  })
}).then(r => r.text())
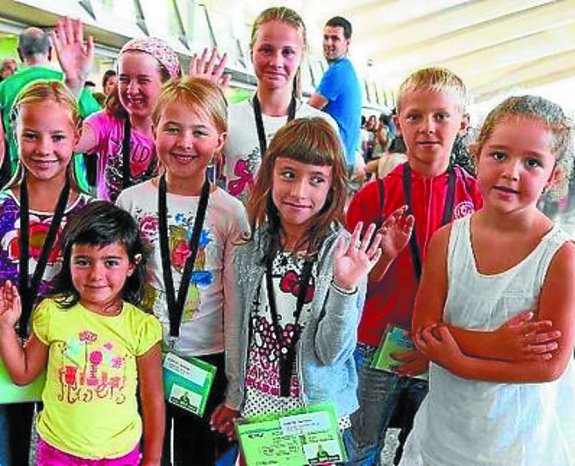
top-left (152, 77), bottom-right (227, 135)
top-left (397, 67), bottom-right (468, 113)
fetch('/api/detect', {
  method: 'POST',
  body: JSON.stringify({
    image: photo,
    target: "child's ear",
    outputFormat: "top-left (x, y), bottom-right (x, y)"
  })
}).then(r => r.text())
top-left (546, 165), bottom-right (565, 191)
top-left (73, 124), bottom-right (82, 147)
top-left (127, 253), bottom-right (142, 277)
top-left (215, 131), bottom-right (227, 154)
top-left (458, 113), bottom-right (470, 136)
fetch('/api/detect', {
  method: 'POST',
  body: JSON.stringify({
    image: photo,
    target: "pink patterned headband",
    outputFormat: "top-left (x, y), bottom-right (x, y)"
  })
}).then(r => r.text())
top-left (120, 37), bottom-right (182, 80)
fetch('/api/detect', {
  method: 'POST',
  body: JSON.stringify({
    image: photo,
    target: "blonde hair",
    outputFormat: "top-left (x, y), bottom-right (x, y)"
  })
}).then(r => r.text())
top-left (152, 77), bottom-right (228, 134)
top-left (6, 80), bottom-right (81, 189)
top-left (11, 80), bottom-right (80, 129)
top-left (248, 117), bottom-right (347, 258)
top-left (397, 67), bottom-right (468, 113)
top-left (475, 95), bottom-right (574, 193)
top-left (250, 7), bottom-right (307, 98)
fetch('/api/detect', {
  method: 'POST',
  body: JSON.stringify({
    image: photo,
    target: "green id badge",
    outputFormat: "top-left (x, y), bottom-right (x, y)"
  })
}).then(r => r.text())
top-left (0, 357), bottom-right (45, 404)
top-left (162, 352), bottom-right (216, 416)
top-left (237, 402), bottom-right (347, 466)
top-left (371, 324), bottom-right (428, 380)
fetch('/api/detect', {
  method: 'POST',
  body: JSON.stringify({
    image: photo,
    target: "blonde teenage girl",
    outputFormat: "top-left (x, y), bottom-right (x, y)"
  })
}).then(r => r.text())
top-left (401, 95), bottom-right (575, 466)
top-left (0, 201), bottom-right (164, 465)
top-left (116, 77), bottom-right (249, 465)
top-left (0, 80), bottom-right (92, 466)
top-left (52, 17), bottom-right (182, 201)
top-left (220, 7), bottom-right (339, 202)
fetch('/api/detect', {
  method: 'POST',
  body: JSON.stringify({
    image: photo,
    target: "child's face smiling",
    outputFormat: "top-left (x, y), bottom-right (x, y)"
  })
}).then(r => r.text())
top-left (272, 157), bottom-right (332, 245)
top-left (395, 89), bottom-right (467, 176)
top-left (118, 51), bottom-right (164, 120)
top-left (16, 101), bottom-right (79, 184)
top-left (477, 117), bottom-right (558, 216)
top-left (71, 242), bottom-right (136, 316)
top-left (155, 101), bottom-right (226, 191)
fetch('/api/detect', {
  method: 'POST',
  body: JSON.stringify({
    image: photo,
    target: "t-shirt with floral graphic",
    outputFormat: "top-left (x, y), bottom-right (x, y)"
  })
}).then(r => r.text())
top-left (116, 179), bottom-right (250, 357)
top-left (84, 111), bottom-right (158, 202)
top-left (223, 99), bottom-right (339, 204)
top-left (33, 299), bottom-right (161, 459)
top-left (0, 189), bottom-right (92, 296)
top-left (242, 251), bottom-right (316, 418)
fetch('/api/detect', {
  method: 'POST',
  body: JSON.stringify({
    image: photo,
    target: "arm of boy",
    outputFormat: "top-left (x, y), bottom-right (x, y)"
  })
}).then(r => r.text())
top-left (312, 223), bottom-right (381, 364)
top-left (414, 240), bottom-right (575, 383)
top-left (0, 281), bottom-right (48, 385)
top-left (137, 342), bottom-right (165, 466)
top-left (51, 17), bottom-right (94, 97)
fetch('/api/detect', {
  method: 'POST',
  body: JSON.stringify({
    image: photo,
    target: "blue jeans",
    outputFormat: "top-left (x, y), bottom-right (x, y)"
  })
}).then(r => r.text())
top-left (345, 344), bottom-right (428, 466)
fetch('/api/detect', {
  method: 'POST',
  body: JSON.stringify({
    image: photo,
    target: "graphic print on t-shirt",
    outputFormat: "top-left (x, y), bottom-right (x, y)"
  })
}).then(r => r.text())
top-left (246, 252), bottom-right (315, 398)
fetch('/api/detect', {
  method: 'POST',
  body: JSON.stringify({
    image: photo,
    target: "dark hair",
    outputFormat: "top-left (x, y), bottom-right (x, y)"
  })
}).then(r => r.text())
top-left (102, 69), bottom-right (117, 89)
top-left (325, 16), bottom-right (352, 39)
top-left (51, 202), bottom-right (147, 308)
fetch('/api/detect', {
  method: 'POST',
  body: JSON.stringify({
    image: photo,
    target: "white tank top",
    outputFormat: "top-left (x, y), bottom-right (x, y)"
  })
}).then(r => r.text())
top-left (404, 215), bottom-right (575, 466)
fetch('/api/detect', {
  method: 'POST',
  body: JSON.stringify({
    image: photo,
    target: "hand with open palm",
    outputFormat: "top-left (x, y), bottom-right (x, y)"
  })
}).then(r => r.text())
top-left (188, 47), bottom-right (230, 89)
top-left (333, 222), bottom-right (382, 291)
top-left (51, 17), bottom-right (94, 95)
top-left (379, 205), bottom-right (414, 262)
top-left (0, 281), bottom-right (21, 329)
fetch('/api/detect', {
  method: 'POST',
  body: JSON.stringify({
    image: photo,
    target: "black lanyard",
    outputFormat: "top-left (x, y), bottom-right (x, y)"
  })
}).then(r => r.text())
top-left (402, 164), bottom-right (456, 282)
top-left (252, 94), bottom-right (297, 157)
top-left (265, 255), bottom-right (314, 397)
top-left (122, 118), bottom-right (157, 189)
top-left (158, 174), bottom-right (211, 342)
top-left (18, 173), bottom-right (71, 339)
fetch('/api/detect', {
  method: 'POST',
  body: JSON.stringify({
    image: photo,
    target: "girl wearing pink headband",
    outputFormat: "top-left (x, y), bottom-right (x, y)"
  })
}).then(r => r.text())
top-left (53, 18), bottom-right (181, 202)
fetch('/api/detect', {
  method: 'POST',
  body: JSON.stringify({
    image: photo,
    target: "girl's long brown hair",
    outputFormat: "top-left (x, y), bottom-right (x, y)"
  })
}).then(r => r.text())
top-left (247, 117), bottom-right (348, 260)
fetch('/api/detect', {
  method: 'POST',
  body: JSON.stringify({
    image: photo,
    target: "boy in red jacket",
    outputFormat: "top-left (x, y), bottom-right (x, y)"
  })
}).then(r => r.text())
top-left (345, 68), bottom-right (483, 465)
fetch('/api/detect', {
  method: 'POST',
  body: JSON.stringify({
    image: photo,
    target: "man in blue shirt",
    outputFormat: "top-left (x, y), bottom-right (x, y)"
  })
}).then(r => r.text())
top-left (309, 16), bottom-right (362, 169)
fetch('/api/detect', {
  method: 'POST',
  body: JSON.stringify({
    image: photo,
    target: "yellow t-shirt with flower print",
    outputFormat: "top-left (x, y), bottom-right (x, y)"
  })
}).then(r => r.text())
top-left (33, 298), bottom-right (162, 459)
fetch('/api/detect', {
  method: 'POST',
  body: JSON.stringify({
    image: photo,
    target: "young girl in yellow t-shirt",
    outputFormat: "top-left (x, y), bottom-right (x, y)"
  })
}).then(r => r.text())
top-left (0, 201), bottom-right (164, 466)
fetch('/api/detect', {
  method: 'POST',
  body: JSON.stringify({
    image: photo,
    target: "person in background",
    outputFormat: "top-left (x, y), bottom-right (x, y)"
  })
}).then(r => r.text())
top-left (102, 69), bottom-right (117, 96)
top-left (309, 16), bottom-right (362, 171)
top-left (0, 58), bottom-right (17, 81)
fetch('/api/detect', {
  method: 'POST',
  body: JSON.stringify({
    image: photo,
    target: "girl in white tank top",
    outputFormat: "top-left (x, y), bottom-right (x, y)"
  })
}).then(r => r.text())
top-left (400, 95), bottom-right (575, 466)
